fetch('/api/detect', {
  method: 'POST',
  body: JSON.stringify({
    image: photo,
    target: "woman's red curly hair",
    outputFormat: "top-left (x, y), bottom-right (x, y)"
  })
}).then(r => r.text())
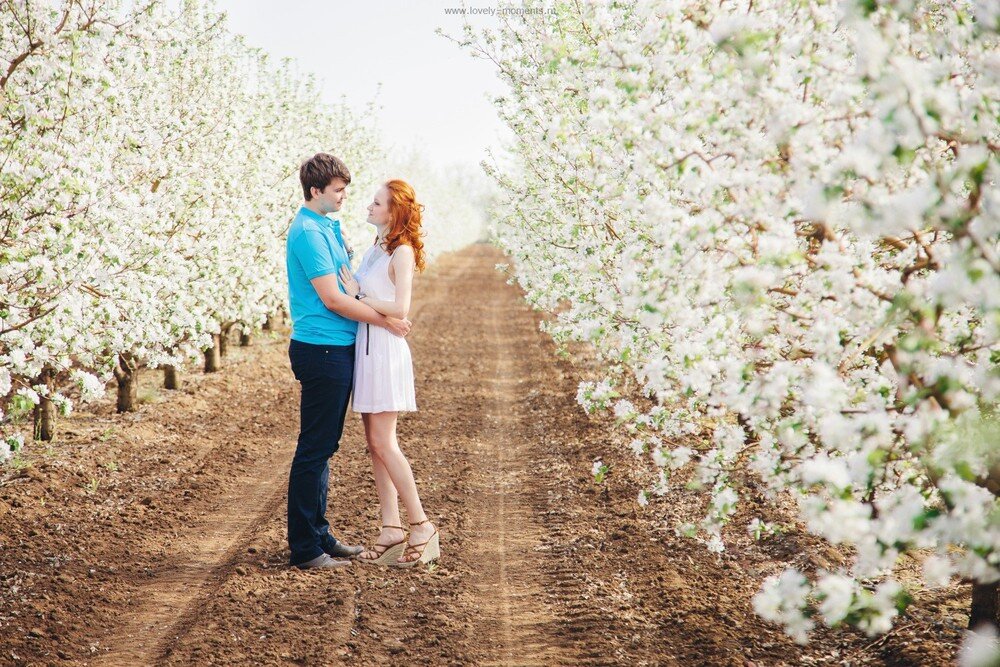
top-left (379, 179), bottom-right (426, 272)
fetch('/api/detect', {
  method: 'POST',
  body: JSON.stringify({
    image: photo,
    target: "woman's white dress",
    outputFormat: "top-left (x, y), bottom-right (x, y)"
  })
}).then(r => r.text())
top-left (351, 243), bottom-right (417, 413)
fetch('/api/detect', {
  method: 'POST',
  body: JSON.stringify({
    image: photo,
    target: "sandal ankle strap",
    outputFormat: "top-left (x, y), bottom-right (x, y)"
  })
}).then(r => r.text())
top-left (382, 524), bottom-right (404, 530)
top-left (409, 519), bottom-right (431, 526)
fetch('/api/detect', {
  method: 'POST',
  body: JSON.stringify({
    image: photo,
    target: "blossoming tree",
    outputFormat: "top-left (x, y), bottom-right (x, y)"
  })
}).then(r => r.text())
top-left (460, 0), bottom-right (1000, 642)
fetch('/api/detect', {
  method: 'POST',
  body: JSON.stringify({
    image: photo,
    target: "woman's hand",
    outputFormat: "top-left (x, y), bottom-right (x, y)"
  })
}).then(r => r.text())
top-left (338, 265), bottom-right (360, 297)
top-left (384, 316), bottom-right (412, 337)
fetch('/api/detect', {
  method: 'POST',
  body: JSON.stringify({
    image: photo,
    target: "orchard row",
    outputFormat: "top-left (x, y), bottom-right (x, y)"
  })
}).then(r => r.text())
top-left (467, 0), bottom-right (1000, 643)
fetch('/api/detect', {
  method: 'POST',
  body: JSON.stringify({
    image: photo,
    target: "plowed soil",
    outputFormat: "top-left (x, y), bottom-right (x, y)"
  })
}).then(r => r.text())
top-left (0, 243), bottom-right (967, 666)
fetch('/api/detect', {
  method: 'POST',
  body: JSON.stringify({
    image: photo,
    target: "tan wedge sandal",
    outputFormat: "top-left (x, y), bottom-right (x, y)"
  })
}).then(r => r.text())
top-left (394, 519), bottom-right (440, 568)
top-left (357, 525), bottom-right (407, 566)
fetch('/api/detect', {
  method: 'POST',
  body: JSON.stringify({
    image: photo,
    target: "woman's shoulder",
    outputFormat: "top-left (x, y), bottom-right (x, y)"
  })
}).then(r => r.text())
top-left (390, 244), bottom-right (415, 260)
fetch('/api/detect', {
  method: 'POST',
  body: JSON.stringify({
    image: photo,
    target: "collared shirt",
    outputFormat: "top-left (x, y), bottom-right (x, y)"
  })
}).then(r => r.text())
top-left (285, 206), bottom-right (358, 345)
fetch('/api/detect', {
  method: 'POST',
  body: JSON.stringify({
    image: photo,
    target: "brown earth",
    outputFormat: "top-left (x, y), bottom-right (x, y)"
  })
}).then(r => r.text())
top-left (0, 243), bottom-right (968, 666)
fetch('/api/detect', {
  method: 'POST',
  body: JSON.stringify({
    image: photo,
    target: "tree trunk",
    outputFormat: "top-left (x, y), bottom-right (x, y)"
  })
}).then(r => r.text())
top-left (239, 325), bottom-right (251, 347)
top-left (32, 366), bottom-right (56, 441)
top-left (163, 365), bottom-right (180, 390)
top-left (262, 313), bottom-right (275, 331)
top-left (204, 334), bottom-right (221, 373)
top-left (969, 581), bottom-right (1000, 631)
top-left (219, 323), bottom-right (234, 358)
top-left (114, 353), bottom-right (138, 413)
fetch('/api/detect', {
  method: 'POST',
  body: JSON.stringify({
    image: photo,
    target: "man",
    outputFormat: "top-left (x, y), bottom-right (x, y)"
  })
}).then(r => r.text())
top-left (285, 153), bottom-right (412, 569)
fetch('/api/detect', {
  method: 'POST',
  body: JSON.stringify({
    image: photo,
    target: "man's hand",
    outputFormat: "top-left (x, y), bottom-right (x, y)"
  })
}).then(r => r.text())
top-left (385, 316), bottom-right (412, 338)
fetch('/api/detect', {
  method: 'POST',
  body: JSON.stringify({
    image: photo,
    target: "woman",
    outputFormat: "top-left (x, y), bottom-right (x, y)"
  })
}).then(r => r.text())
top-left (337, 179), bottom-right (439, 567)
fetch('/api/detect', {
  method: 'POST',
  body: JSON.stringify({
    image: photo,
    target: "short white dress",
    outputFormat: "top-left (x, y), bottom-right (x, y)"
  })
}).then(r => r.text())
top-left (351, 243), bottom-right (418, 413)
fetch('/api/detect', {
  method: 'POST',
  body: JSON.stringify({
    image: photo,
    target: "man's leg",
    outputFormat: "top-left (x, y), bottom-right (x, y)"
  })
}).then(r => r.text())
top-left (287, 341), bottom-right (353, 566)
top-left (316, 461), bottom-right (332, 545)
top-left (317, 357), bottom-right (353, 552)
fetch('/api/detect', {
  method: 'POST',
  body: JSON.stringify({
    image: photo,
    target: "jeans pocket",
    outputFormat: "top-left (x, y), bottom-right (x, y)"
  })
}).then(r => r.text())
top-left (321, 354), bottom-right (354, 384)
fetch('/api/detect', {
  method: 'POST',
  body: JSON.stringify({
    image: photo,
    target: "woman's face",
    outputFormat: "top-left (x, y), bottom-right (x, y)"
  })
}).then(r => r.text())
top-left (366, 186), bottom-right (392, 227)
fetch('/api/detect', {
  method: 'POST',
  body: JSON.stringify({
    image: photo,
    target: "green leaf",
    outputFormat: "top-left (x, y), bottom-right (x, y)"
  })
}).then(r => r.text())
top-left (912, 507), bottom-right (942, 531)
top-left (953, 460), bottom-right (977, 482)
top-left (892, 144), bottom-right (916, 166)
top-left (895, 589), bottom-right (914, 614)
top-left (859, 0), bottom-right (879, 17)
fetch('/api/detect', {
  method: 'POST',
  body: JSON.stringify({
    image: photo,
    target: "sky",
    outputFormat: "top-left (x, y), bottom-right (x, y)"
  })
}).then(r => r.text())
top-left (213, 0), bottom-right (513, 172)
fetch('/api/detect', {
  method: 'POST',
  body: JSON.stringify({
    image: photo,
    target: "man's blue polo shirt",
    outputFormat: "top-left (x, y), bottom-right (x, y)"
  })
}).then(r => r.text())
top-left (286, 206), bottom-right (358, 345)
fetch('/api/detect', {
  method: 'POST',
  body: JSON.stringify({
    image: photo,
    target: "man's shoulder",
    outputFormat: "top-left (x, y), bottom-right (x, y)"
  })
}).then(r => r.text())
top-left (288, 215), bottom-right (327, 245)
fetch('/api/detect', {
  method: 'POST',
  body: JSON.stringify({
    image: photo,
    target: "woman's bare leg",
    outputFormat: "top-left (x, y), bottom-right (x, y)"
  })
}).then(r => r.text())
top-left (361, 413), bottom-right (404, 557)
top-left (366, 411), bottom-right (435, 557)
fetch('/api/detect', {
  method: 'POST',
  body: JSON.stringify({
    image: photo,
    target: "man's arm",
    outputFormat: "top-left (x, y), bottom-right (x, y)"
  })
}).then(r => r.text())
top-left (344, 246), bottom-right (414, 319)
top-left (310, 274), bottom-right (411, 336)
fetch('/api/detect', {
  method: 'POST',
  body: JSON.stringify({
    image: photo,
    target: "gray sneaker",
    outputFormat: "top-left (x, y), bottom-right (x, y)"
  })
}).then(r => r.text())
top-left (325, 541), bottom-right (364, 559)
top-left (294, 553), bottom-right (351, 570)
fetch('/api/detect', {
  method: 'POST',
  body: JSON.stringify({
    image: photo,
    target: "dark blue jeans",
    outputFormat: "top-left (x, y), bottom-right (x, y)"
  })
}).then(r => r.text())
top-left (287, 339), bottom-right (354, 565)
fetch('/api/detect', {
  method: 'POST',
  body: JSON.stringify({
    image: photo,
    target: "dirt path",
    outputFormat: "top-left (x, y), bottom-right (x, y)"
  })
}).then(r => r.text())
top-left (98, 448), bottom-right (289, 665)
top-left (442, 252), bottom-right (576, 665)
top-left (0, 243), bottom-right (967, 666)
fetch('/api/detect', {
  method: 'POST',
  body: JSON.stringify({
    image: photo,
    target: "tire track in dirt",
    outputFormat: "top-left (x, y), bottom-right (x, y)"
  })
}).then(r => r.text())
top-left (455, 253), bottom-right (581, 666)
top-left (102, 489), bottom-right (288, 666)
top-left (96, 390), bottom-right (298, 665)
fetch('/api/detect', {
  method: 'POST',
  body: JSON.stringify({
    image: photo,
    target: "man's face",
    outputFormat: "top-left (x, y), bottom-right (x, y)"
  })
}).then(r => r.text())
top-left (311, 177), bottom-right (348, 214)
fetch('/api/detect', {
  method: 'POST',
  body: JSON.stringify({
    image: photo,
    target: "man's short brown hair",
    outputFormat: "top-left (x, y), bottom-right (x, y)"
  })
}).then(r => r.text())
top-left (300, 153), bottom-right (352, 200)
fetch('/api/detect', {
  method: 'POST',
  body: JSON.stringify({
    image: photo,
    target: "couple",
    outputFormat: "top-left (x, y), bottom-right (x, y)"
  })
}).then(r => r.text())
top-left (284, 152), bottom-right (439, 569)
